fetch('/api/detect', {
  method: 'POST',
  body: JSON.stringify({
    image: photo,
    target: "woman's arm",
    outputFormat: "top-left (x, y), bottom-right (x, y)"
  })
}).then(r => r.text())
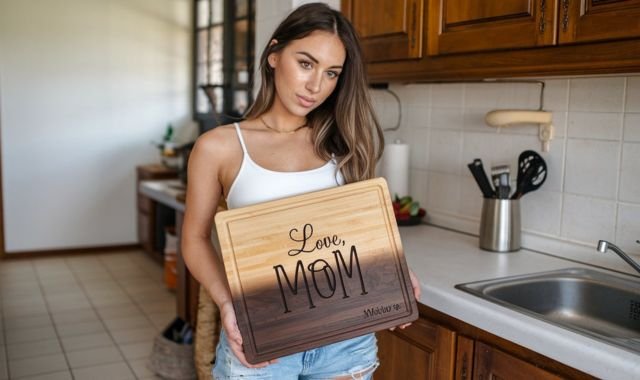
top-left (180, 130), bottom-right (273, 368)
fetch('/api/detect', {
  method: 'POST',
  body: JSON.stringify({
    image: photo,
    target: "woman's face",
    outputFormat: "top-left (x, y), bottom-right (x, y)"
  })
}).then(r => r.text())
top-left (268, 30), bottom-right (346, 117)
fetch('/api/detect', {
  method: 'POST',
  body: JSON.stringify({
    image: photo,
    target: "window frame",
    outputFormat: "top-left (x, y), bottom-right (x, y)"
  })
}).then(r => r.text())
top-left (192, 0), bottom-right (255, 125)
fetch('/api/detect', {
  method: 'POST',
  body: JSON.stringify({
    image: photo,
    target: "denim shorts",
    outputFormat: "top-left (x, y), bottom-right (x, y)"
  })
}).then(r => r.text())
top-left (212, 330), bottom-right (379, 379)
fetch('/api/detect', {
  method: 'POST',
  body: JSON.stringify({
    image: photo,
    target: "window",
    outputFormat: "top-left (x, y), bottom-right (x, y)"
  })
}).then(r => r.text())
top-left (194, 0), bottom-right (255, 127)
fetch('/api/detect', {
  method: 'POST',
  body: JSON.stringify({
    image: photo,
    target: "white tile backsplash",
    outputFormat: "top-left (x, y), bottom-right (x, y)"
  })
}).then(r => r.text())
top-left (521, 190), bottom-right (563, 236)
top-left (430, 107), bottom-right (463, 130)
top-left (626, 77), bottom-right (640, 112)
top-left (568, 112), bottom-right (623, 140)
top-left (376, 76), bottom-right (639, 252)
top-left (430, 83), bottom-right (464, 108)
top-left (619, 142), bottom-right (640, 203)
top-left (569, 77), bottom-right (626, 113)
top-left (616, 203), bottom-right (640, 255)
top-left (561, 194), bottom-right (617, 243)
top-left (623, 113), bottom-right (640, 142)
top-left (542, 79), bottom-right (570, 112)
top-left (409, 169), bottom-right (428, 207)
top-left (428, 130), bottom-right (462, 174)
top-left (425, 171), bottom-right (461, 214)
top-left (564, 139), bottom-right (620, 199)
top-left (408, 128), bottom-right (429, 170)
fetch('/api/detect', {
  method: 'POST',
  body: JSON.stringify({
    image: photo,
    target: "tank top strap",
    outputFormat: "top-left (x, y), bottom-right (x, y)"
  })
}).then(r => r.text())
top-left (233, 122), bottom-right (248, 155)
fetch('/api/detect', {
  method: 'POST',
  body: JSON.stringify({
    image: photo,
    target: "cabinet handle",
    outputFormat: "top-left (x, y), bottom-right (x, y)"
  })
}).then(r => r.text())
top-left (410, 1), bottom-right (417, 49)
top-left (562, 0), bottom-right (570, 32)
top-left (539, 0), bottom-right (546, 33)
top-left (461, 352), bottom-right (469, 380)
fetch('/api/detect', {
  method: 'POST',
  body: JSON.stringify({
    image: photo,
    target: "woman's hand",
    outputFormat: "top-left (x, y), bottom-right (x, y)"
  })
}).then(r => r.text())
top-left (389, 269), bottom-right (421, 331)
top-left (219, 301), bottom-right (277, 368)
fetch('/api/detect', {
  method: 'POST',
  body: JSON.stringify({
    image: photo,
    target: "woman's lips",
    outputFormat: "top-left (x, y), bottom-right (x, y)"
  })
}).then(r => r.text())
top-left (297, 95), bottom-right (315, 108)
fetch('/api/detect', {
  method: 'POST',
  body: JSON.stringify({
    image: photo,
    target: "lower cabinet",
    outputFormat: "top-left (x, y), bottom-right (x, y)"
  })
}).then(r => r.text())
top-left (473, 341), bottom-right (562, 380)
top-left (375, 304), bottom-right (594, 380)
top-left (375, 316), bottom-right (455, 379)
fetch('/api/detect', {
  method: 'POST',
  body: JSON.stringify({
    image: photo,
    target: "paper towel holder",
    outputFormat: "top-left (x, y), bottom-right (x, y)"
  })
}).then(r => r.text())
top-left (482, 80), bottom-right (554, 152)
top-left (485, 110), bottom-right (554, 152)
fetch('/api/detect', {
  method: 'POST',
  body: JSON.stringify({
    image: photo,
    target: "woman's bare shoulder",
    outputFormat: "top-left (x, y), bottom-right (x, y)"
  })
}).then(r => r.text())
top-left (192, 123), bottom-right (240, 158)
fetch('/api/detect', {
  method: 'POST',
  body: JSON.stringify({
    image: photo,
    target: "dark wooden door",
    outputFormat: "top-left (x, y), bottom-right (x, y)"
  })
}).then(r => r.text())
top-left (427, 0), bottom-right (557, 55)
top-left (558, 0), bottom-right (640, 44)
top-left (473, 341), bottom-right (563, 380)
top-left (342, 0), bottom-right (424, 62)
top-left (375, 316), bottom-right (455, 380)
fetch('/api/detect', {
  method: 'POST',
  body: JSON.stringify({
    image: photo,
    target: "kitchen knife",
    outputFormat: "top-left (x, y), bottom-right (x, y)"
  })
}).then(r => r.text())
top-left (491, 165), bottom-right (510, 199)
top-left (467, 159), bottom-right (496, 198)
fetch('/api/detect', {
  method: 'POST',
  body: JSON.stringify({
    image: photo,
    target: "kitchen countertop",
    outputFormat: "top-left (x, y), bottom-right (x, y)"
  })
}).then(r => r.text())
top-left (139, 179), bottom-right (186, 212)
top-left (401, 225), bottom-right (640, 380)
top-left (139, 179), bottom-right (639, 378)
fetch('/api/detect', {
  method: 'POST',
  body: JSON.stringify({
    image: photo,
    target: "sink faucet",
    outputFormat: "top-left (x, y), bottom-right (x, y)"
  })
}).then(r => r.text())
top-left (596, 240), bottom-right (640, 274)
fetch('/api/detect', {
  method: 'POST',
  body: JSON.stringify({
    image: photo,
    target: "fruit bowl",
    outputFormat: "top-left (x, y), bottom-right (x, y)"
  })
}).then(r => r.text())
top-left (392, 195), bottom-right (426, 227)
top-left (396, 214), bottom-right (425, 226)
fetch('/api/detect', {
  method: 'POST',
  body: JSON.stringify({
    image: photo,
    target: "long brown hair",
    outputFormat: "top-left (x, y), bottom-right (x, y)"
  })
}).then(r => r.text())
top-left (245, 2), bottom-right (384, 184)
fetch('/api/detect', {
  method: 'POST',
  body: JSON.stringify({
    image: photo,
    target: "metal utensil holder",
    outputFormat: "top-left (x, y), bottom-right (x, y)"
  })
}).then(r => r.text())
top-left (479, 198), bottom-right (521, 252)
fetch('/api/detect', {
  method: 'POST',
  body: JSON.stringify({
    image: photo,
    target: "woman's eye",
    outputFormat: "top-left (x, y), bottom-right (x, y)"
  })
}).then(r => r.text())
top-left (299, 61), bottom-right (312, 69)
top-left (327, 71), bottom-right (339, 79)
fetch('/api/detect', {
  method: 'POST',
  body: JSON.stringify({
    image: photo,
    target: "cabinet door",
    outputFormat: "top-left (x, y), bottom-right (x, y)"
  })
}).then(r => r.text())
top-left (559, 0), bottom-right (640, 44)
top-left (138, 211), bottom-right (152, 253)
top-left (427, 0), bottom-right (556, 55)
top-left (343, 0), bottom-right (424, 62)
top-left (375, 317), bottom-right (455, 380)
top-left (473, 341), bottom-right (562, 380)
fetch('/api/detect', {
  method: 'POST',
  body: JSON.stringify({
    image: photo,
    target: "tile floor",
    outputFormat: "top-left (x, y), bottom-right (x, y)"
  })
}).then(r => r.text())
top-left (0, 251), bottom-right (176, 379)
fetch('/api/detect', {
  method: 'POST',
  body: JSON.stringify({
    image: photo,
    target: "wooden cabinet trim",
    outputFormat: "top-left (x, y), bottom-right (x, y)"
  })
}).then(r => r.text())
top-left (367, 38), bottom-right (640, 81)
top-left (427, 0), bottom-right (556, 56)
top-left (455, 335), bottom-right (475, 380)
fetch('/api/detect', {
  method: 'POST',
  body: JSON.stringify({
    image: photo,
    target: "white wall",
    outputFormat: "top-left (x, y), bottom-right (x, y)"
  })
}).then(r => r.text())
top-left (374, 77), bottom-right (640, 256)
top-left (0, 0), bottom-right (193, 252)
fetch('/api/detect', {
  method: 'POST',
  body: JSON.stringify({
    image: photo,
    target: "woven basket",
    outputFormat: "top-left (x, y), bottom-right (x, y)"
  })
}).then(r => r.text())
top-left (148, 321), bottom-right (197, 380)
top-left (194, 286), bottom-right (221, 380)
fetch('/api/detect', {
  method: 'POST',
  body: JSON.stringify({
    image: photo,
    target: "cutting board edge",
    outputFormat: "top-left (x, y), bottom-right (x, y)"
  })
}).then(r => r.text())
top-left (243, 304), bottom-right (419, 364)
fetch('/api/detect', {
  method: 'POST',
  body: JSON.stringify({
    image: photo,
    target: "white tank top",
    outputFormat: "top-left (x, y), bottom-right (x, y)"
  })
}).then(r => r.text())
top-left (225, 123), bottom-right (345, 209)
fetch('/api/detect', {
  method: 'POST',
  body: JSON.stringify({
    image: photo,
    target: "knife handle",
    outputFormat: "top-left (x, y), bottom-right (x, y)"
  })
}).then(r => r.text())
top-left (467, 160), bottom-right (496, 198)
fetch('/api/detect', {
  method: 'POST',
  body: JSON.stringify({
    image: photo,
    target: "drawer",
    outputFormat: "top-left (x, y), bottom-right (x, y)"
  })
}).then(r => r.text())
top-left (138, 194), bottom-right (153, 214)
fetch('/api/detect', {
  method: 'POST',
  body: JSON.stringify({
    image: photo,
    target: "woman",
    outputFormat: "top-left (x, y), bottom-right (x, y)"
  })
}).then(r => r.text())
top-left (182, 3), bottom-right (420, 379)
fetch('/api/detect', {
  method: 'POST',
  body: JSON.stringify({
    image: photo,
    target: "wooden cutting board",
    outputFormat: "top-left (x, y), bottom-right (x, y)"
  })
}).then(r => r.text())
top-left (214, 177), bottom-right (418, 363)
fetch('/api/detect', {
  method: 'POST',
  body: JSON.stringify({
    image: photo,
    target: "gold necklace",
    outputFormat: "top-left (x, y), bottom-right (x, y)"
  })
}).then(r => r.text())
top-left (259, 116), bottom-right (308, 134)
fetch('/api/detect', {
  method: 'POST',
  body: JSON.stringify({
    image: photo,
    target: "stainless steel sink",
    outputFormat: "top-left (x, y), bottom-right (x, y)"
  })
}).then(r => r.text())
top-left (456, 268), bottom-right (640, 354)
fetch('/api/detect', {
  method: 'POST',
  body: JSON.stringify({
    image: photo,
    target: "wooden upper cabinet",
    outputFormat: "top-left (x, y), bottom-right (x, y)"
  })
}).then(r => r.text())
top-left (427, 0), bottom-right (557, 55)
top-left (559, 0), bottom-right (640, 44)
top-left (342, 0), bottom-right (425, 62)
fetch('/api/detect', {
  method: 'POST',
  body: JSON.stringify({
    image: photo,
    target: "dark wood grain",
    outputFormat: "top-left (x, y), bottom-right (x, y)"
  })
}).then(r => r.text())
top-left (215, 178), bottom-right (418, 363)
top-left (343, 0), bottom-right (640, 81)
top-left (455, 335), bottom-right (475, 380)
top-left (418, 304), bottom-right (597, 379)
top-left (474, 341), bottom-right (563, 380)
top-left (559, 0), bottom-right (640, 44)
top-left (343, 0), bottom-right (424, 62)
top-left (375, 316), bottom-right (456, 380)
top-left (428, 0), bottom-right (556, 56)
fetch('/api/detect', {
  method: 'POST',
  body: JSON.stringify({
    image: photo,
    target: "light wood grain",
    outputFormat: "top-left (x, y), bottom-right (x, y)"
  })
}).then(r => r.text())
top-left (215, 178), bottom-right (418, 363)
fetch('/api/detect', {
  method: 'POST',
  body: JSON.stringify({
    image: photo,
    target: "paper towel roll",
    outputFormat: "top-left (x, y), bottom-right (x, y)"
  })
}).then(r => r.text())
top-left (381, 141), bottom-right (410, 198)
